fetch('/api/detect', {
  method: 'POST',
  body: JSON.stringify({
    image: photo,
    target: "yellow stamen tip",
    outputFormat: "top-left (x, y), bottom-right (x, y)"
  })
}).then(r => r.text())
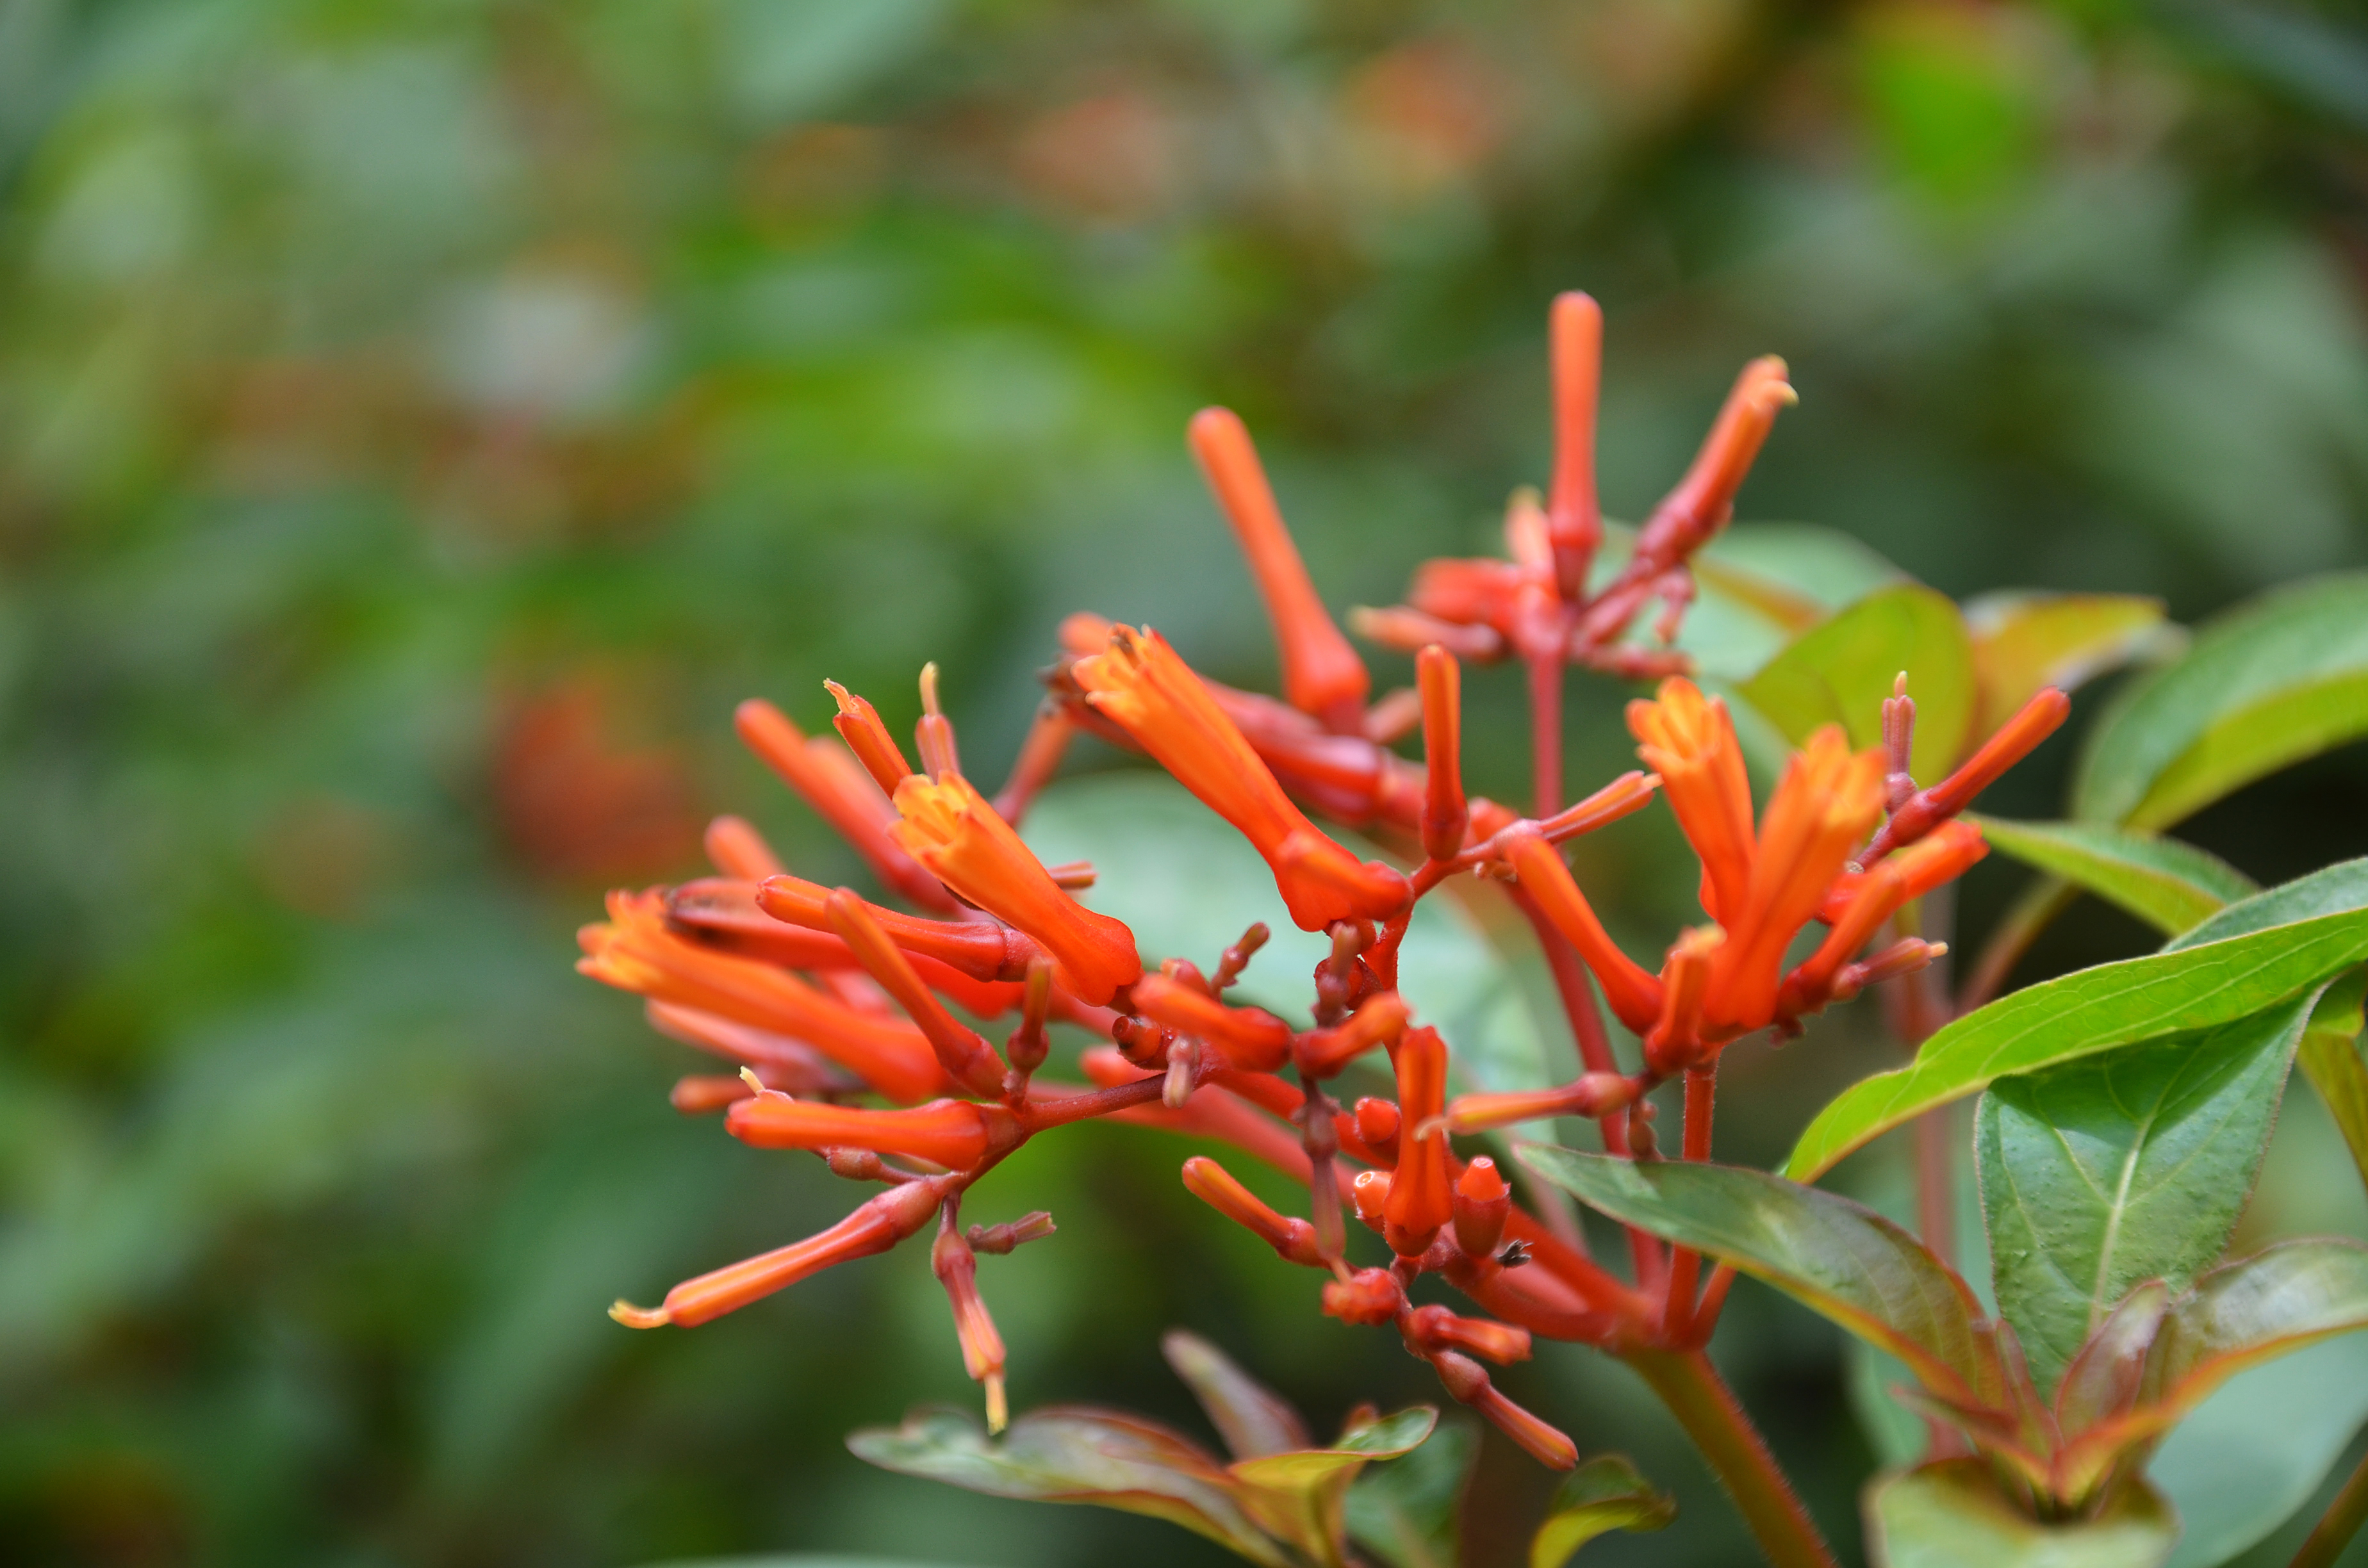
top-left (609, 1298), bottom-right (671, 1329)
top-left (985, 1373), bottom-right (1009, 1435)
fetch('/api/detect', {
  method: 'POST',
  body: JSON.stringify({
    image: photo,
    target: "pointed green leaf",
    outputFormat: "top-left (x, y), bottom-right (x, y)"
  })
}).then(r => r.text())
top-left (1965, 592), bottom-right (2179, 746)
top-left (1518, 1148), bottom-right (2000, 1405)
top-left (2298, 968), bottom-right (2368, 1189)
top-left (847, 1407), bottom-right (1290, 1568)
top-left (2164, 858), bottom-right (2368, 952)
top-left (2073, 573), bottom-right (2368, 829)
top-left (1866, 1459), bottom-right (2177, 1568)
top-left (1527, 1454), bottom-right (1675, 1568)
top-left (1344, 1420), bottom-right (1475, 1568)
top-left (1162, 1330), bottom-right (1310, 1461)
top-left (1739, 584), bottom-right (1975, 780)
top-left (1975, 993), bottom-right (2315, 1393)
top-left (1784, 903), bottom-right (2368, 1184)
top-left (1228, 1407), bottom-right (1437, 1568)
top-left (1968, 816), bottom-right (2255, 937)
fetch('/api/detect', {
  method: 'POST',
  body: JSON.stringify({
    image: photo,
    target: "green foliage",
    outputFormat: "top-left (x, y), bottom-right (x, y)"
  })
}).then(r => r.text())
top-left (1865, 1460), bottom-right (2176, 1568)
top-left (1969, 817), bottom-right (2255, 936)
top-left (1975, 995), bottom-right (2314, 1391)
top-left (1341, 1421), bottom-right (1473, 1568)
top-left (1739, 585), bottom-right (1973, 780)
top-left (1526, 1454), bottom-right (1677, 1568)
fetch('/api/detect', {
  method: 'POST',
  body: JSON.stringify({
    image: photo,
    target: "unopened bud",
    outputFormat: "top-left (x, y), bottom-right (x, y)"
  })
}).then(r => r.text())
top-left (1352, 1169), bottom-right (1392, 1229)
top-left (1404, 1303), bottom-right (1531, 1366)
top-left (1321, 1267), bottom-right (1401, 1326)
top-left (1452, 1157), bottom-right (1512, 1259)
top-left (1354, 1097), bottom-right (1402, 1164)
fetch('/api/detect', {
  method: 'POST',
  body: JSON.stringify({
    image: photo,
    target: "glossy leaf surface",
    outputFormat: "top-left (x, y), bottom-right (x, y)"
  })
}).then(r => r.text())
top-left (1975, 994), bottom-right (2314, 1392)
top-left (1344, 1421), bottom-right (1474, 1568)
top-left (1969, 816), bottom-right (2255, 937)
top-left (1866, 1459), bottom-right (2176, 1568)
top-left (1785, 905), bottom-right (2368, 1183)
top-left (1230, 1408), bottom-right (1436, 1568)
top-left (2073, 574), bottom-right (2368, 829)
top-left (1527, 1453), bottom-right (1676, 1568)
top-left (849, 1408), bottom-right (1288, 1567)
top-left (1964, 592), bottom-right (2178, 746)
top-left (1739, 584), bottom-right (1975, 780)
top-left (2164, 858), bottom-right (2368, 952)
top-left (1520, 1148), bottom-right (1997, 1403)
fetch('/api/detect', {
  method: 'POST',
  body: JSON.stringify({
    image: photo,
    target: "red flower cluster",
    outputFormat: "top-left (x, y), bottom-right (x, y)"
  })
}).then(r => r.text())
top-left (578, 294), bottom-right (2061, 1462)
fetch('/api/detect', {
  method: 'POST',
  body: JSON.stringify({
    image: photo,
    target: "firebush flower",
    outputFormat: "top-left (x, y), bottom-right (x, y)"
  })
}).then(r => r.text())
top-left (580, 295), bottom-right (2057, 1501)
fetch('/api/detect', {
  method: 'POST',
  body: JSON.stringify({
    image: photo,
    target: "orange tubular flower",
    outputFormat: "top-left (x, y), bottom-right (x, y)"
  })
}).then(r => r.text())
top-left (1705, 727), bottom-right (1885, 1036)
top-left (1418, 645), bottom-right (1467, 862)
top-left (1546, 291), bottom-right (1604, 599)
top-left (825, 680), bottom-right (919, 794)
top-left (1297, 992), bottom-right (1412, 1078)
top-left (1071, 625), bottom-right (1409, 931)
top-left (932, 1223), bottom-right (1010, 1432)
top-left (889, 771), bottom-right (1141, 1006)
top-left (733, 698), bottom-right (957, 913)
top-left (1627, 679), bottom-right (1755, 923)
top-left (1782, 821), bottom-right (1987, 1015)
top-left (704, 814), bottom-right (785, 881)
top-left (1443, 1074), bottom-right (1641, 1135)
top-left (579, 890), bottom-right (944, 1102)
top-left (754, 874), bottom-right (1036, 981)
top-left (1866, 687), bottom-right (2071, 863)
top-left (1499, 829), bottom-right (1665, 1034)
top-left (610, 1175), bottom-right (946, 1328)
top-left (1644, 926), bottom-right (1723, 1077)
top-left (1452, 1158), bottom-right (1511, 1259)
top-left (1384, 1026), bottom-right (1452, 1255)
top-left (727, 1089), bottom-right (1013, 1168)
top-left (1130, 974), bottom-right (1292, 1072)
top-left (1188, 407), bottom-right (1370, 732)
top-left (825, 890), bottom-right (1010, 1099)
top-left (1180, 1155), bottom-right (1326, 1266)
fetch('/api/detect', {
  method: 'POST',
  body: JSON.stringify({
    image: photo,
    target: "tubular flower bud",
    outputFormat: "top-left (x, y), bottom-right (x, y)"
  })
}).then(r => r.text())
top-left (1404, 1303), bottom-right (1531, 1366)
top-left (1866, 687), bottom-right (2071, 862)
top-left (825, 890), bottom-right (1009, 1098)
top-left (1782, 821), bottom-right (1986, 1015)
top-left (1130, 973), bottom-right (1294, 1071)
top-left (1351, 1169), bottom-right (1392, 1229)
top-left (1417, 646), bottom-right (1467, 862)
top-left (967, 1211), bottom-right (1058, 1254)
top-left (1452, 1157), bottom-right (1512, 1260)
top-left (1644, 926), bottom-right (1722, 1077)
top-left (671, 879), bottom-right (1023, 1013)
top-left (1071, 625), bottom-right (1408, 930)
top-left (914, 664), bottom-right (961, 781)
top-left (1350, 605), bottom-right (1506, 661)
top-left (705, 815), bottom-right (785, 881)
top-left (889, 772), bottom-right (1142, 1005)
top-left (932, 1223), bottom-right (1010, 1432)
top-left (1704, 726), bottom-right (1884, 1036)
top-left (1499, 830), bottom-right (1665, 1034)
top-left (1431, 1351), bottom-right (1579, 1471)
top-left (1297, 992), bottom-right (1412, 1078)
top-left (610, 1175), bottom-right (946, 1329)
top-left (579, 890), bottom-right (942, 1102)
top-left (1443, 1074), bottom-right (1641, 1134)
top-left (1627, 679), bottom-right (1754, 923)
top-left (1835, 936), bottom-right (1947, 1001)
top-left (753, 874), bottom-right (1035, 981)
top-left (671, 1074), bottom-right (756, 1114)
top-left (646, 1002), bottom-right (860, 1095)
top-left (1188, 407), bottom-right (1370, 731)
top-left (1354, 1097), bottom-right (1402, 1164)
top-left (1322, 1267), bottom-right (1402, 1326)
top-left (733, 699), bottom-right (957, 913)
top-left (728, 1091), bottom-right (1014, 1168)
top-left (1384, 1027), bottom-right (1452, 1254)
top-left (824, 680), bottom-right (918, 794)
top-left (1546, 291), bottom-right (1604, 599)
top-left (1181, 1156), bottom-right (1327, 1266)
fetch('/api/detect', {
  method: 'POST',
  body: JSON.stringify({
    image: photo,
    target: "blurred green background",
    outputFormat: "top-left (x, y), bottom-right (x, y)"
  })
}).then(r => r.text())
top-left (6, 0), bottom-right (2368, 1564)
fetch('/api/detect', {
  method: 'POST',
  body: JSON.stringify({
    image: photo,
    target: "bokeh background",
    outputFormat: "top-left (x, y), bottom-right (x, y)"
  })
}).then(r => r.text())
top-left (6, 1), bottom-right (2368, 1564)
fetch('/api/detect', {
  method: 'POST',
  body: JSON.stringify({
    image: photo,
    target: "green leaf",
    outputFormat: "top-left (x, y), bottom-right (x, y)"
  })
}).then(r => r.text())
top-left (2298, 968), bottom-right (2368, 1189)
top-left (2165, 857), bottom-right (2368, 952)
top-left (1968, 816), bottom-right (2255, 937)
top-left (1739, 584), bottom-right (1975, 781)
top-left (1162, 1330), bottom-right (1310, 1461)
top-left (1784, 902), bottom-right (2368, 1184)
top-left (1518, 1148), bottom-right (2001, 1405)
top-left (847, 1407), bottom-right (1291, 1567)
top-left (2148, 1239), bottom-right (2368, 1413)
top-left (1591, 521), bottom-right (1908, 683)
top-left (1964, 592), bottom-right (2179, 746)
top-left (1527, 1453), bottom-right (1676, 1568)
top-left (2072, 573), bottom-right (2368, 829)
top-left (1865, 1459), bottom-right (2178, 1568)
top-left (1975, 993), bottom-right (2315, 1393)
top-left (1229, 1407), bottom-right (1438, 1568)
top-left (1023, 774), bottom-right (1546, 1094)
top-left (2150, 1332), bottom-right (2368, 1568)
top-left (1344, 1420), bottom-right (1475, 1568)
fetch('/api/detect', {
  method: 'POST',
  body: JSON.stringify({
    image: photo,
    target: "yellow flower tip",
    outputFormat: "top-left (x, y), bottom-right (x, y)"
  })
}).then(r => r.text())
top-left (919, 661), bottom-right (944, 716)
top-left (985, 1373), bottom-right (1008, 1435)
top-left (609, 1298), bottom-right (671, 1329)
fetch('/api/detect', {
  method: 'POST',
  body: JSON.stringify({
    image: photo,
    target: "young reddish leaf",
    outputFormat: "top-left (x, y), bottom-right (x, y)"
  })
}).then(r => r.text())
top-left (1518, 1148), bottom-right (2002, 1409)
top-left (1964, 591), bottom-right (2177, 747)
top-left (1528, 1453), bottom-right (1675, 1568)
top-left (1162, 1328), bottom-right (1311, 1461)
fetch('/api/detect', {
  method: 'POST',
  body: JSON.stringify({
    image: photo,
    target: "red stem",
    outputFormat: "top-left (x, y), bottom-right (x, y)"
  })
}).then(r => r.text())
top-left (1663, 1065), bottom-right (1716, 1339)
